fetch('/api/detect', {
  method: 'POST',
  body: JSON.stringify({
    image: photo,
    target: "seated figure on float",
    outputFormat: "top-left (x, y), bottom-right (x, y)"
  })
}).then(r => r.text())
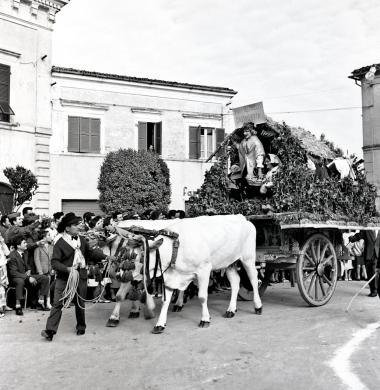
top-left (237, 123), bottom-right (265, 185)
top-left (260, 154), bottom-right (281, 195)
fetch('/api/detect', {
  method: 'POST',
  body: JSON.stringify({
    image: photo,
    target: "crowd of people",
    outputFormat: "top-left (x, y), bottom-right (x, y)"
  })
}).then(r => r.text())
top-left (1, 205), bottom-right (379, 341)
top-left (0, 206), bottom-right (187, 320)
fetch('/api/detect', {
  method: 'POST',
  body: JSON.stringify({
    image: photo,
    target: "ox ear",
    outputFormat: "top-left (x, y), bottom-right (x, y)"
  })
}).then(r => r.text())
top-left (149, 238), bottom-right (164, 251)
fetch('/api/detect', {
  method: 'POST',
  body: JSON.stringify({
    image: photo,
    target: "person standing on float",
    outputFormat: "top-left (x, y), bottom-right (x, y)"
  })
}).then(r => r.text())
top-left (238, 123), bottom-right (265, 182)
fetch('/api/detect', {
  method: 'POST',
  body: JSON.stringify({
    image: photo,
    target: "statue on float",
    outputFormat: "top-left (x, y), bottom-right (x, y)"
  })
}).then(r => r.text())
top-left (237, 123), bottom-right (265, 185)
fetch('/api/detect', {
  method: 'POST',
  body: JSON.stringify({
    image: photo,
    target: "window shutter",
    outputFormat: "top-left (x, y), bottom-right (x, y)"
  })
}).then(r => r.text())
top-left (189, 126), bottom-right (201, 159)
top-left (138, 122), bottom-right (147, 151)
top-left (79, 117), bottom-right (90, 152)
top-left (68, 116), bottom-right (80, 152)
top-left (89, 118), bottom-right (100, 153)
top-left (0, 64), bottom-right (11, 122)
top-left (155, 122), bottom-right (162, 155)
top-left (0, 64), bottom-right (10, 103)
top-left (215, 128), bottom-right (225, 156)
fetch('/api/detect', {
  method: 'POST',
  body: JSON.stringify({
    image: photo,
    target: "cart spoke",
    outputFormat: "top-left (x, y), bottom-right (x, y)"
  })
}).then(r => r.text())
top-left (303, 270), bottom-right (316, 283)
top-left (321, 254), bottom-right (334, 266)
top-left (302, 266), bottom-right (315, 272)
top-left (311, 242), bottom-right (318, 264)
top-left (307, 273), bottom-right (317, 295)
top-left (314, 276), bottom-right (319, 300)
top-left (320, 243), bottom-right (329, 263)
top-left (322, 275), bottom-right (332, 286)
top-left (305, 252), bottom-right (316, 266)
top-left (316, 240), bottom-right (321, 262)
top-left (319, 277), bottom-right (326, 296)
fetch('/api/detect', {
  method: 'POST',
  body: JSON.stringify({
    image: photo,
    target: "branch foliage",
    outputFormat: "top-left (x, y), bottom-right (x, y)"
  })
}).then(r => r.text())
top-left (3, 165), bottom-right (38, 210)
top-left (187, 122), bottom-right (378, 224)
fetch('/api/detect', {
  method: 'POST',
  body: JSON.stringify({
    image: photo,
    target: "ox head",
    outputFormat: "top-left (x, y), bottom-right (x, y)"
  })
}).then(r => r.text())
top-left (114, 234), bottom-right (165, 294)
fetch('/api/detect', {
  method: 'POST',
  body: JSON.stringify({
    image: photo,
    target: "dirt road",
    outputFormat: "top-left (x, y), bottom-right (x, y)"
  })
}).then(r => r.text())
top-left (1, 281), bottom-right (379, 390)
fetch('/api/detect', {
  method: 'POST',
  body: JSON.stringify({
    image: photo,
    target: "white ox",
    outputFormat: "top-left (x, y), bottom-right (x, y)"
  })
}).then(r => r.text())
top-left (117, 214), bottom-right (263, 334)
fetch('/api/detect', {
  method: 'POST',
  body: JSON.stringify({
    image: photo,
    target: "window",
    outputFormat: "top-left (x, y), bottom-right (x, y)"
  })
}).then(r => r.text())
top-left (0, 64), bottom-right (15, 123)
top-left (68, 116), bottom-right (100, 153)
top-left (189, 126), bottom-right (225, 159)
top-left (138, 121), bottom-right (162, 154)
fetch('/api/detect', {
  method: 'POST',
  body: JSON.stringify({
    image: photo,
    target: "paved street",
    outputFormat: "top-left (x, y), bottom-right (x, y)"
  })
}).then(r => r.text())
top-left (1, 280), bottom-right (379, 390)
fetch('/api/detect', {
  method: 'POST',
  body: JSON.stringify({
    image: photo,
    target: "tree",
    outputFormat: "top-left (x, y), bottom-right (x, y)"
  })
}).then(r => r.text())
top-left (3, 165), bottom-right (39, 211)
top-left (98, 149), bottom-right (171, 215)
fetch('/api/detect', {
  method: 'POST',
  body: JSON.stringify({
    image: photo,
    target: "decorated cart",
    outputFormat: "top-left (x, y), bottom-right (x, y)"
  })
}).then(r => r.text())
top-left (187, 117), bottom-right (379, 307)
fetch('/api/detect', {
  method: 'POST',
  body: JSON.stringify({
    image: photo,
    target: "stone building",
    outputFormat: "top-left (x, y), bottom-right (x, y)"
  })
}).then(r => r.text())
top-left (50, 67), bottom-right (236, 215)
top-left (349, 63), bottom-right (380, 207)
top-left (0, 0), bottom-right (69, 214)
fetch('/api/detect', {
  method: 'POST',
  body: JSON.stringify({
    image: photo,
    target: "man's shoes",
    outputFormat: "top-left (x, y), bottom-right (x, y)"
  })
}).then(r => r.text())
top-left (15, 307), bottom-right (24, 316)
top-left (41, 329), bottom-right (54, 341)
top-left (368, 292), bottom-right (378, 297)
top-left (76, 329), bottom-right (85, 336)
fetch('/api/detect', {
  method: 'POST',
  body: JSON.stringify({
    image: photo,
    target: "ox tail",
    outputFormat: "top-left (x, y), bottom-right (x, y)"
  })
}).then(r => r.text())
top-left (142, 236), bottom-right (156, 320)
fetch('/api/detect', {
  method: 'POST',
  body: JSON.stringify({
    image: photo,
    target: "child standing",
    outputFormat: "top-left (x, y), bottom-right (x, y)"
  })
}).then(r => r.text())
top-left (34, 229), bottom-right (54, 309)
top-left (0, 233), bottom-right (10, 317)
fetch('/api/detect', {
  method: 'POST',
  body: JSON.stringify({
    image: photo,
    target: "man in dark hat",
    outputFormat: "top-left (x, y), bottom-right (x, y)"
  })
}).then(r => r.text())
top-left (41, 213), bottom-right (110, 341)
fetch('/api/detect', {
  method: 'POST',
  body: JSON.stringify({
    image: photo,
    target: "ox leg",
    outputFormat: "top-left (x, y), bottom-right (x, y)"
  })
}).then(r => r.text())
top-left (128, 300), bottom-right (140, 319)
top-left (172, 290), bottom-right (184, 312)
top-left (106, 282), bottom-right (131, 327)
top-left (198, 265), bottom-right (212, 328)
top-left (241, 261), bottom-right (263, 314)
top-left (223, 266), bottom-right (240, 319)
top-left (152, 287), bottom-right (174, 334)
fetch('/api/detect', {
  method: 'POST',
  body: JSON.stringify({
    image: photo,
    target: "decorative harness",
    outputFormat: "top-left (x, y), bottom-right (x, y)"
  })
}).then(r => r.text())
top-left (123, 226), bottom-right (180, 300)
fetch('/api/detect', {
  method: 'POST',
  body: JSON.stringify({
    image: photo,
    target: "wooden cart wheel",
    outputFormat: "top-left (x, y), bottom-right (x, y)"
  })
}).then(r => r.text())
top-left (296, 233), bottom-right (338, 306)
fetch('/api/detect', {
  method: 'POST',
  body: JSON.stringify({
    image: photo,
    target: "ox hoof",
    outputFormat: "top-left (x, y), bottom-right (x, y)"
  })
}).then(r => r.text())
top-left (198, 321), bottom-right (210, 328)
top-left (223, 311), bottom-right (236, 319)
top-left (255, 306), bottom-right (263, 315)
top-left (106, 318), bottom-right (119, 327)
top-left (128, 312), bottom-right (140, 319)
top-left (172, 305), bottom-right (183, 312)
top-left (151, 326), bottom-right (165, 334)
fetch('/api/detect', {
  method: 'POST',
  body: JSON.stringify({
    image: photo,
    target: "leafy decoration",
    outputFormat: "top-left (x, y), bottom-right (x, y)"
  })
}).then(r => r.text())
top-left (187, 122), bottom-right (378, 224)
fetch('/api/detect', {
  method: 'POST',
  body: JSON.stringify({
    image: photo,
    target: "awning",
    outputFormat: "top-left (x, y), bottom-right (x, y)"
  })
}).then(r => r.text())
top-left (0, 101), bottom-right (15, 115)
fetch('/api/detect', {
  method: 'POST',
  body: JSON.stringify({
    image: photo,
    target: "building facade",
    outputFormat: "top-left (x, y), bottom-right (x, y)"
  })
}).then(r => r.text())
top-left (349, 64), bottom-right (380, 208)
top-left (50, 67), bottom-right (236, 215)
top-left (0, 0), bottom-right (69, 214)
top-left (0, 0), bottom-right (237, 216)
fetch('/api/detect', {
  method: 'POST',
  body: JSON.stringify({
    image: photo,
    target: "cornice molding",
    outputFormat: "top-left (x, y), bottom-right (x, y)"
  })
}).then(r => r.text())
top-left (0, 47), bottom-right (21, 58)
top-left (60, 98), bottom-right (109, 111)
top-left (130, 107), bottom-right (162, 115)
top-left (182, 112), bottom-right (222, 120)
top-left (12, 0), bottom-right (69, 22)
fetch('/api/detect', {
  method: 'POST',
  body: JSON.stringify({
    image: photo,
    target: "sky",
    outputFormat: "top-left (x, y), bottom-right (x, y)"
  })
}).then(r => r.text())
top-left (53, 0), bottom-right (380, 157)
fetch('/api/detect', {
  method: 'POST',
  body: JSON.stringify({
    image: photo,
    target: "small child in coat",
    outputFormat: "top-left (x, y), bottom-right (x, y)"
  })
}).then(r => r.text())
top-left (34, 229), bottom-right (54, 309)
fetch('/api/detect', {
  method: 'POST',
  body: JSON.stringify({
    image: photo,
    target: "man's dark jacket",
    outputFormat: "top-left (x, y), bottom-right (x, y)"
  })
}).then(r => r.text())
top-left (52, 235), bottom-right (106, 280)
